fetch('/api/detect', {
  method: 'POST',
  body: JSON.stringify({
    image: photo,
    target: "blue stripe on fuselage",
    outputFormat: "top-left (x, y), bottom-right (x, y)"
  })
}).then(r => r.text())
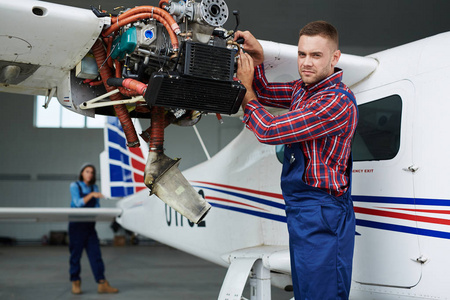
top-left (210, 203), bottom-right (287, 223)
top-left (353, 195), bottom-right (450, 206)
top-left (193, 185), bottom-right (285, 210)
top-left (356, 219), bottom-right (450, 240)
top-left (206, 192), bottom-right (450, 240)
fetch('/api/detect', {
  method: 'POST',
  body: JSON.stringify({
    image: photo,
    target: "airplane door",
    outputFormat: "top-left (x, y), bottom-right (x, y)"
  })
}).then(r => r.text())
top-left (351, 80), bottom-right (422, 287)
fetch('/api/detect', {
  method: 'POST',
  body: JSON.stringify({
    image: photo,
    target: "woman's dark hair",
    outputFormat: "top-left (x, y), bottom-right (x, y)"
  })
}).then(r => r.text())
top-left (78, 164), bottom-right (96, 185)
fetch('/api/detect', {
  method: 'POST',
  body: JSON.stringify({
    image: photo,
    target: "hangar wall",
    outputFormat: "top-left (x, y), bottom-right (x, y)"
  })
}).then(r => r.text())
top-left (0, 93), bottom-right (244, 241)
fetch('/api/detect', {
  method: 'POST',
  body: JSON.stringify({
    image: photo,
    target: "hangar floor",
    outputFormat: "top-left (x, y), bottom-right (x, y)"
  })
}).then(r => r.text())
top-left (0, 243), bottom-right (293, 299)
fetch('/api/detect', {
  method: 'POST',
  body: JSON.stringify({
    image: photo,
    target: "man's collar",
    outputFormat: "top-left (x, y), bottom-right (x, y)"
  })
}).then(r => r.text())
top-left (301, 68), bottom-right (343, 92)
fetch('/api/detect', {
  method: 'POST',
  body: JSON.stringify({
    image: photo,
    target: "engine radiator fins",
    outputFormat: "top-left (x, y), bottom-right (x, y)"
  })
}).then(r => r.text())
top-left (184, 42), bottom-right (235, 81)
top-left (145, 72), bottom-right (245, 114)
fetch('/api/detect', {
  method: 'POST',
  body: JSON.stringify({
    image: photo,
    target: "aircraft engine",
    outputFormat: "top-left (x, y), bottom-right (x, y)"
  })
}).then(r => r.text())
top-left (76, 0), bottom-right (245, 120)
top-left (74, 0), bottom-right (245, 223)
top-left (104, 0), bottom-right (245, 115)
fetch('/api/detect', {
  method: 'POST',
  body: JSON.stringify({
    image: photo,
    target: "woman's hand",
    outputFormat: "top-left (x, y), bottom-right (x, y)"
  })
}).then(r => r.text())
top-left (91, 192), bottom-right (105, 199)
top-left (84, 192), bottom-right (104, 204)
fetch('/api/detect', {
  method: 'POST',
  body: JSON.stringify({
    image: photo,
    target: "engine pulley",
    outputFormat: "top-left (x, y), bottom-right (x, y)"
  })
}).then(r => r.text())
top-left (200, 0), bottom-right (228, 27)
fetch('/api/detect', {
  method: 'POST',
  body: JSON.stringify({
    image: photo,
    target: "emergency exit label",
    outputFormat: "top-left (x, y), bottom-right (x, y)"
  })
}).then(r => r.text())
top-left (352, 169), bottom-right (374, 173)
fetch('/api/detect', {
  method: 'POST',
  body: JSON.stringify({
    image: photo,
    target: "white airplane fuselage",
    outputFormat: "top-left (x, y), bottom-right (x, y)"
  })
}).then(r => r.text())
top-left (349, 32), bottom-right (450, 299)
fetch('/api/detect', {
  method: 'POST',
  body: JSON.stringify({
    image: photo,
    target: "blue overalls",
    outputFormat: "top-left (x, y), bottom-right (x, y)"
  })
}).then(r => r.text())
top-left (282, 90), bottom-right (357, 300)
top-left (69, 183), bottom-right (105, 283)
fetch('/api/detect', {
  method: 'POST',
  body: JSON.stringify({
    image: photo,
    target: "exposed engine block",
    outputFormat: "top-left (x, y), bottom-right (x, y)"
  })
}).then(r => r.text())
top-left (79, 0), bottom-right (245, 118)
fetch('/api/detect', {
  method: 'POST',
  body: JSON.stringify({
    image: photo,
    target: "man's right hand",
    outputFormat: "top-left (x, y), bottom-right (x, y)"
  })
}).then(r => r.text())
top-left (234, 30), bottom-right (264, 66)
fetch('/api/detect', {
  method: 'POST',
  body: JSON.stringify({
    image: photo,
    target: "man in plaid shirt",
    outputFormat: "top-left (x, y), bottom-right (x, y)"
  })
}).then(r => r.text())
top-left (235, 21), bottom-right (358, 299)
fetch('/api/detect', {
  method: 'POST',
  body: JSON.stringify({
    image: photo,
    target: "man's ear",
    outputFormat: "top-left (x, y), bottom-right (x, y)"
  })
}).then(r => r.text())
top-left (331, 49), bottom-right (341, 67)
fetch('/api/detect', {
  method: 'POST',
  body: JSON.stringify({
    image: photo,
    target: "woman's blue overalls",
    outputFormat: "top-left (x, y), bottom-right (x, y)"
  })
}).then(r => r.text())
top-left (69, 182), bottom-right (105, 282)
top-left (282, 90), bottom-right (357, 300)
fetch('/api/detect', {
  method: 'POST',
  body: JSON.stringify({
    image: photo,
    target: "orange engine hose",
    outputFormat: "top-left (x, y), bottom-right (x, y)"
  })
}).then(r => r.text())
top-left (140, 114), bottom-right (171, 144)
top-left (103, 13), bottom-right (179, 51)
top-left (135, 106), bottom-right (151, 114)
top-left (89, 80), bottom-right (103, 87)
top-left (113, 60), bottom-right (144, 97)
top-left (105, 37), bottom-right (114, 69)
top-left (122, 78), bottom-right (147, 95)
top-left (114, 60), bottom-right (147, 97)
top-left (159, 0), bottom-right (170, 8)
top-left (110, 6), bottom-right (180, 35)
top-left (150, 106), bottom-right (165, 152)
top-left (114, 60), bottom-right (122, 78)
top-left (119, 88), bottom-right (141, 97)
top-left (91, 39), bottom-right (140, 147)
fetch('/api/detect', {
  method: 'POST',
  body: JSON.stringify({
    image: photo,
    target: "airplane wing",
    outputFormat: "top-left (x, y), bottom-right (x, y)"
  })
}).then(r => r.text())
top-left (0, 207), bottom-right (121, 222)
top-left (228, 40), bottom-right (378, 118)
top-left (0, 0), bottom-right (109, 112)
top-left (259, 40), bottom-right (378, 86)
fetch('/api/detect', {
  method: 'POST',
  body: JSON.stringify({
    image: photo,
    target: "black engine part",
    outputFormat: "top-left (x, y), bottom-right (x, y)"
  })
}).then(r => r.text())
top-left (144, 71), bottom-right (245, 115)
top-left (144, 41), bottom-right (245, 114)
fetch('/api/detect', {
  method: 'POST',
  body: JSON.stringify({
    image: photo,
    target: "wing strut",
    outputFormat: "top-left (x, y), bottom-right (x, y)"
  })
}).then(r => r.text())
top-left (193, 125), bottom-right (211, 160)
top-left (218, 258), bottom-right (271, 300)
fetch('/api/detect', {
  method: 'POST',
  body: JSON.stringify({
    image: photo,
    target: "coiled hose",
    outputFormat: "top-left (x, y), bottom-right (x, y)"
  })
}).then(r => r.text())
top-left (150, 106), bottom-right (165, 153)
top-left (106, 79), bottom-right (165, 146)
top-left (91, 39), bottom-right (140, 147)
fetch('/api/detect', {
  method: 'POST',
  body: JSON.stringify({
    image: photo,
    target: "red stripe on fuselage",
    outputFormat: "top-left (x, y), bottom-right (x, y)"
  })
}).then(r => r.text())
top-left (381, 207), bottom-right (450, 214)
top-left (205, 196), bottom-right (269, 212)
top-left (354, 207), bottom-right (450, 226)
top-left (192, 181), bottom-right (283, 200)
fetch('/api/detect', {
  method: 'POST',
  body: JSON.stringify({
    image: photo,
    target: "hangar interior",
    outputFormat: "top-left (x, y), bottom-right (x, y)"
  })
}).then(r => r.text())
top-left (1, 0), bottom-right (448, 242)
top-left (0, 1), bottom-right (449, 298)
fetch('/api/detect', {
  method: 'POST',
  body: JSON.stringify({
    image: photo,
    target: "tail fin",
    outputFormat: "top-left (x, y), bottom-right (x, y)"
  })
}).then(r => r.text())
top-left (100, 117), bottom-right (148, 198)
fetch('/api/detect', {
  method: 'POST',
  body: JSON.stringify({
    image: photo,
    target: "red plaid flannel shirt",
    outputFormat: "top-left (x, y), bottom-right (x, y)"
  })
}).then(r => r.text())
top-left (243, 64), bottom-right (358, 196)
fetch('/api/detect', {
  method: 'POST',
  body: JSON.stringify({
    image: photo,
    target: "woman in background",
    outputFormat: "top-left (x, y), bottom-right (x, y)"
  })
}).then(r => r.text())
top-left (69, 163), bottom-right (118, 295)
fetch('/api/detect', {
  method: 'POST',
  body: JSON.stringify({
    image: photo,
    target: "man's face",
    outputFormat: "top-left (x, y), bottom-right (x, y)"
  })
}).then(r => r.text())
top-left (297, 35), bottom-right (341, 86)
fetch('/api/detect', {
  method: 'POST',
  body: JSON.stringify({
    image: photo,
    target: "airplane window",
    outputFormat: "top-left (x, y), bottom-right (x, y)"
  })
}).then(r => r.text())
top-left (274, 95), bottom-right (401, 163)
top-left (276, 144), bottom-right (285, 163)
top-left (35, 96), bottom-right (107, 128)
top-left (352, 95), bottom-right (402, 161)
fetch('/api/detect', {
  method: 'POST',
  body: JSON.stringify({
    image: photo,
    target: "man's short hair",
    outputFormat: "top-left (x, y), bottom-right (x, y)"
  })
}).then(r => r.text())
top-left (299, 21), bottom-right (339, 49)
